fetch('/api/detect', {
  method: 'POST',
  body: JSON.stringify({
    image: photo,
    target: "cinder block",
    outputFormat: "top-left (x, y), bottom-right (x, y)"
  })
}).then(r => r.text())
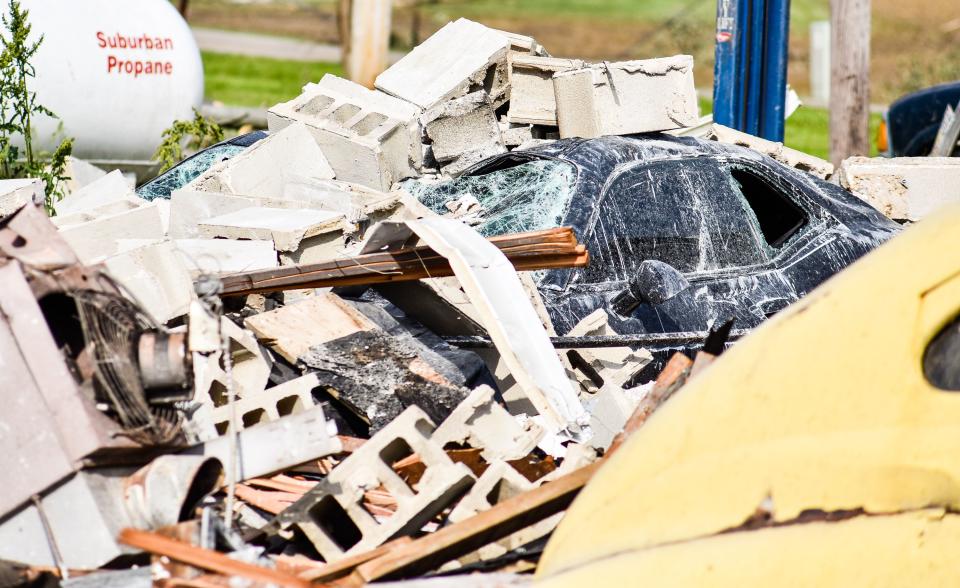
top-left (434, 386), bottom-right (543, 461)
top-left (553, 56), bottom-right (699, 139)
top-left (0, 178), bottom-right (44, 217)
top-left (191, 318), bottom-right (274, 430)
top-left (54, 170), bottom-right (145, 217)
top-left (272, 406), bottom-right (475, 562)
top-left (187, 123), bottom-right (335, 198)
top-left (838, 156), bottom-right (960, 221)
top-left (425, 92), bottom-right (506, 177)
top-left (57, 203), bottom-right (164, 263)
top-left (507, 56), bottom-right (583, 126)
top-left (375, 19), bottom-right (510, 111)
top-left (269, 75), bottom-right (421, 191)
top-left (210, 373), bottom-right (322, 435)
top-left (198, 206), bottom-right (344, 253)
top-left (709, 124), bottom-right (834, 180)
top-left (445, 460), bottom-right (557, 563)
top-left (103, 241), bottom-right (196, 324)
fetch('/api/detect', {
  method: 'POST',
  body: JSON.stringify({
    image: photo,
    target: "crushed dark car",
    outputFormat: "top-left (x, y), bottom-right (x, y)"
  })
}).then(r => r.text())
top-left (404, 134), bottom-right (902, 337)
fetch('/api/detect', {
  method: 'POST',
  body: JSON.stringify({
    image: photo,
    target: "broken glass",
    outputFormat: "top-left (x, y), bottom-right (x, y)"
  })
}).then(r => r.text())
top-left (136, 143), bottom-right (247, 201)
top-left (402, 159), bottom-right (577, 237)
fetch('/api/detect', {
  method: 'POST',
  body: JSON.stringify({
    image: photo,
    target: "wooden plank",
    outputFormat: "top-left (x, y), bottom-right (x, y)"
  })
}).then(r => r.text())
top-left (118, 528), bottom-right (311, 588)
top-left (244, 293), bottom-right (377, 363)
top-left (299, 537), bottom-right (413, 583)
top-left (829, 0), bottom-right (871, 167)
top-left (350, 461), bottom-right (602, 583)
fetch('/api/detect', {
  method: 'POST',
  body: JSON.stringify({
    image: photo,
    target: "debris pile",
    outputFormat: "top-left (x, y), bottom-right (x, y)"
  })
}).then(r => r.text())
top-left (0, 15), bottom-right (943, 588)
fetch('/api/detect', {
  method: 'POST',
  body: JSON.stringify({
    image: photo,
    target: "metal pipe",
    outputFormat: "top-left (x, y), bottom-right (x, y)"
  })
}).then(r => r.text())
top-left (444, 329), bottom-right (751, 350)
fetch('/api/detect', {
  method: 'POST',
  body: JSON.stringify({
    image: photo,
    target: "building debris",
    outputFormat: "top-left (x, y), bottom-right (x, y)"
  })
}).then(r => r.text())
top-left (0, 12), bottom-right (941, 588)
top-left (838, 156), bottom-right (960, 221)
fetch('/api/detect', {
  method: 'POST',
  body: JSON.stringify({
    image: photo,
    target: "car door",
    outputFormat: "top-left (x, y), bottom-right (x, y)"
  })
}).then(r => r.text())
top-left (553, 157), bottom-right (815, 335)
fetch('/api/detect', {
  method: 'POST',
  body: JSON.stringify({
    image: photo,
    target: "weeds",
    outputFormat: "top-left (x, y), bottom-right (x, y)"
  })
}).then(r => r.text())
top-left (154, 108), bottom-right (225, 173)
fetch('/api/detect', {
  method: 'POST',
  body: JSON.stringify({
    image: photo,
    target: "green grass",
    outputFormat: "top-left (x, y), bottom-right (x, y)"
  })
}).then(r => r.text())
top-left (700, 98), bottom-right (880, 160)
top-left (202, 51), bottom-right (343, 107)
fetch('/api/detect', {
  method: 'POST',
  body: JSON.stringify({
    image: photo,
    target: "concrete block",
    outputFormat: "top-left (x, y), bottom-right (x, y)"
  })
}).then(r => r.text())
top-left (445, 461), bottom-right (558, 563)
top-left (191, 318), bottom-right (274, 428)
top-left (709, 124), bottom-right (834, 180)
top-left (273, 406), bottom-right (475, 562)
top-left (198, 207), bottom-right (344, 252)
top-left (0, 178), bottom-right (44, 217)
top-left (52, 199), bottom-right (145, 228)
top-left (54, 170), bottom-right (145, 217)
top-left (210, 373), bottom-right (322, 435)
top-left (187, 123), bottom-right (335, 198)
top-left (500, 121), bottom-right (534, 148)
top-left (269, 75), bottom-right (421, 191)
top-left (173, 238), bottom-right (278, 275)
top-left (57, 203), bottom-right (164, 263)
top-left (553, 55), bottom-right (699, 139)
top-left (103, 241), bottom-right (195, 324)
top-left (434, 385), bottom-right (543, 461)
top-left (375, 19), bottom-right (510, 111)
top-left (425, 92), bottom-right (506, 177)
top-left (55, 157), bottom-right (108, 197)
top-left (507, 56), bottom-right (583, 126)
top-left (838, 156), bottom-right (960, 221)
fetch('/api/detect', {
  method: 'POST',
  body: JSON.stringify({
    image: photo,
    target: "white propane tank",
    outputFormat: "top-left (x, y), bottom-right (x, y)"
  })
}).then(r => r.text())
top-left (20, 0), bottom-right (203, 160)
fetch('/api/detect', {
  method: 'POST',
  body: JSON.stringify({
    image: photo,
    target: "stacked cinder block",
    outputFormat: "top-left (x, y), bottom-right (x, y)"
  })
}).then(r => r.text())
top-left (507, 56), bottom-right (584, 127)
top-left (272, 406), bottom-right (476, 562)
top-left (209, 373), bottom-right (322, 435)
top-left (553, 56), bottom-right (699, 138)
top-left (269, 75), bottom-right (422, 191)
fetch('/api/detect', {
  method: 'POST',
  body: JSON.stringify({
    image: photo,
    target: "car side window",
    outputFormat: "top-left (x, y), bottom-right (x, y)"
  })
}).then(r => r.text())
top-left (582, 160), bottom-right (767, 284)
top-left (726, 165), bottom-right (808, 250)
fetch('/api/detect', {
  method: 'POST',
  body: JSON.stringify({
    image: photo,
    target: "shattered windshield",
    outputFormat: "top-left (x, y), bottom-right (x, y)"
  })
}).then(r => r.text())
top-left (402, 159), bottom-right (577, 237)
top-left (136, 143), bottom-right (247, 201)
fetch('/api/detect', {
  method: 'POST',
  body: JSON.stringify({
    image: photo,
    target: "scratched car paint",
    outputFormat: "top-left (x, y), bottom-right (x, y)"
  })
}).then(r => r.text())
top-left (405, 134), bottom-right (901, 338)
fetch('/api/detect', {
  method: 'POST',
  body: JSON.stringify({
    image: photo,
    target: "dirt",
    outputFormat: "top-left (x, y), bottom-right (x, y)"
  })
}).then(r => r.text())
top-left (187, 0), bottom-right (960, 105)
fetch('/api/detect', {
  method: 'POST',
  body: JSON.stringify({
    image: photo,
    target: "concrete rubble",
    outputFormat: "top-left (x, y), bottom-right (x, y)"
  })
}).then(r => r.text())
top-left (2, 13), bottom-right (939, 588)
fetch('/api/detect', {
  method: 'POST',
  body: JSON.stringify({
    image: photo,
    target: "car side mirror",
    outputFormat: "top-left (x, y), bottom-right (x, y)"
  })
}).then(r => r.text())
top-left (611, 260), bottom-right (691, 316)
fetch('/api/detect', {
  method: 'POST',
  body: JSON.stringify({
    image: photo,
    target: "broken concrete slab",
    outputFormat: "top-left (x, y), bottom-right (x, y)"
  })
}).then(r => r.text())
top-left (103, 240), bottom-right (196, 324)
top-left (424, 92), bottom-right (506, 177)
top-left (198, 207), bottom-right (344, 252)
top-left (708, 123), bottom-right (835, 180)
top-left (269, 75), bottom-right (422, 191)
top-left (57, 202), bottom-right (165, 262)
top-left (583, 384), bottom-right (641, 451)
top-left (270, 406), bottom-right (475, 562)
top-left (56, 156), bottom-right (108, 197)
top-left (173, 238), bottom-right (278, 275)
top-left (375, 18), bottom-right (510, 111)
top-left (187, 122), bottom-right (335, 198)
top-left (838, 156), bottom-right (960, 221)
top-left (553, 55), bottom-right (699, 139)
top-left (0, 178), bottom-right (44, 217)
top-left (54, 170), bottom-right (144, 217)
top-left (244, 293), bottom-right (378, 364)
top-left (507, 56), bottom-right (584, 126)
top-left (433, 385), bottom-right (543, 461)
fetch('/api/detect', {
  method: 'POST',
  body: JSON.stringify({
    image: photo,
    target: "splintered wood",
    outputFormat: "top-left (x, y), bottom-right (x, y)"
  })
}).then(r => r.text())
top-left (218, 227), bottom-right (589, 296)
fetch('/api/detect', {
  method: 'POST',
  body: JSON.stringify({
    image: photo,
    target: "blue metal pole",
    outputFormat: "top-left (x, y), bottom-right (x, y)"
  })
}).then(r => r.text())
top-left (744, 0), bottom-right (766, 136)
top-left (759, 0), bottom-right (791, 141)
top-left (712, 0), bottom-right (741, 128)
